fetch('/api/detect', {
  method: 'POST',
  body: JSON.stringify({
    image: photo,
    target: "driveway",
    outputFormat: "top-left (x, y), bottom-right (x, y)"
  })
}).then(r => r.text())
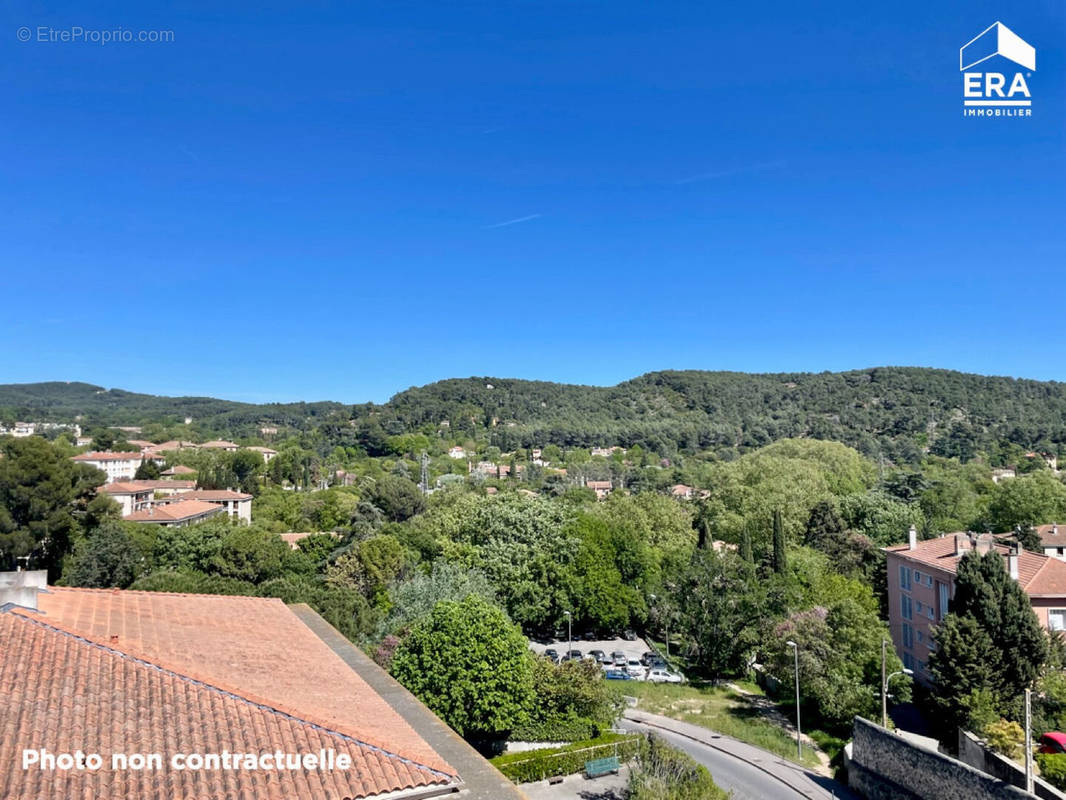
top-left (620, 711), bottom-right (860, 800)
top-left (519, 766), bottom-right (628, 800)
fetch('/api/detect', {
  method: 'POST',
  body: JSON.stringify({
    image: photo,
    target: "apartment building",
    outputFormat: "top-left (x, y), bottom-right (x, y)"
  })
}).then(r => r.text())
top-left (885, 527), bottom-right (1066, 685)
top-left (71, 451), bottom-right (164, 483)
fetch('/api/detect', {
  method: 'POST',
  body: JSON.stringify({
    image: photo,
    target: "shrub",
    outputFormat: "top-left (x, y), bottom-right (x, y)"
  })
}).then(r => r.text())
top-left (509, 714), bottom-right (597, 743)
top-left (490, 733), bottom-right (641, 783)
top-left (629, 734), bottom-right (730, 800)
top-left (982, 718), bottom-right (1024, 759)
top-left (1038, 753), bottom-right (1066, 790)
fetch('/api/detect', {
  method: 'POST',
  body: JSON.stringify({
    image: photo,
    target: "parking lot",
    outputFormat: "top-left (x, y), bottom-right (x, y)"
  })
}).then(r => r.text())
top-left (528, 634), bottom-right (680, 681)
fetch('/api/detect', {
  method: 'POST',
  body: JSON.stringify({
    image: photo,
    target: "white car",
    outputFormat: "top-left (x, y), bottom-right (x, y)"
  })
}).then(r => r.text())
top-left (625, 660), bottom-right (647, 680)
top-left (647, 668), bottom-right (683, 684)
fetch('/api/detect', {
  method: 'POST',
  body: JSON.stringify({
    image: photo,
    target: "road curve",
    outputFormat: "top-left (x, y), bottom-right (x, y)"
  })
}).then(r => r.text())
top-left (620, 714), bottom-right (860, 800)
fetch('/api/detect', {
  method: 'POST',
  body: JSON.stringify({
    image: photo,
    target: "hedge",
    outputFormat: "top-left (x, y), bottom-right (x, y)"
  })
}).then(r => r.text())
top-left (1037, 753), bottom-right (1066, 791)
top-left (491, 733), bottom-right (642, 783)
top-left (509, 714), bottom-right (598, 743)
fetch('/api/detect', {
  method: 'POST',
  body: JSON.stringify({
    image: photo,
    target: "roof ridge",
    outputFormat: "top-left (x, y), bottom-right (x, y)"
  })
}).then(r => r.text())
top-left (45, 585), bottom-right (287, 602)
top-left (8, 612), bottom-right (458, 783)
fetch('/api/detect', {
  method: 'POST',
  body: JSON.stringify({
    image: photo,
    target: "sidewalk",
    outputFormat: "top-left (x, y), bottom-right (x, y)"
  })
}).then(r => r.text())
top-left (622, 709), bottom-right (858, 800)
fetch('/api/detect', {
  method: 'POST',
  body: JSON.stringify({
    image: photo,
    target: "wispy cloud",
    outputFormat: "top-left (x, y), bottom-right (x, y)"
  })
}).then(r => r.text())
top-left (674, 160), bottom-right (785, 185)
top-left (484, 213), bottom-right (542, 229)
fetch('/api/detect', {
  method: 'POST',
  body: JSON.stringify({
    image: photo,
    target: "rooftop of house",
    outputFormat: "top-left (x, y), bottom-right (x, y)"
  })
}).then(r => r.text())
top-left (157, 489), bottom-right (252, 503)
top-left (71, 451), bottom-right (145, 462)
top-left (149, 440), bottom-right (198, 451)
top-left (200, 440), bottom-right (239, 449)
top-left (101, 480), bottom-right (196, 494)
top-left (885, 532), bottom-right (1066, 596)
top-left (247, 445), bottom-right (278, 453)
top-left (124, 499), bottom-right (223, 523)
top-left (161, 464), bottom-right (196, 475)
top-left (586, 481), bottom-right (612, 489)
top-left (0, 586), bottom-right (460, 799)
top-left (1035, 524), bottom-right (1066, 547)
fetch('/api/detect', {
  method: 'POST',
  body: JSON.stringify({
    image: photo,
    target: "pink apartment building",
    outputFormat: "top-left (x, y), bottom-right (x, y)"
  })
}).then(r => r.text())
top-left (885, 527), bottom-right (1066, 685)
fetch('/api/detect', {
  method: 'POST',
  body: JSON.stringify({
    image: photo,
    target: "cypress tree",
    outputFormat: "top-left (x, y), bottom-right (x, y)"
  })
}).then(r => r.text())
top-left (740, 524), bottom-right (753, 563)
top-left (772, 509), bottom-right (786, 574)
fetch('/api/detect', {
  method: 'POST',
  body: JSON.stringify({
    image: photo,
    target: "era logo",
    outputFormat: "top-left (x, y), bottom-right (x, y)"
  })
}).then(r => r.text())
top-left (962, 72), bottom-right (1030, 99)
top-left (959, 21), bottom-right (1035, 115)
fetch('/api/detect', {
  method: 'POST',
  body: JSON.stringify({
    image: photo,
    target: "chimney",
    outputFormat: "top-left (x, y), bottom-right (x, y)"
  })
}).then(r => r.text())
top-left (908, 525), bottom-right (917, 551)
top-left (0, 569), bottom-right (48, 612)
top-left (1055, 523), bottom-right (1059, 537)
top-left (976, 533), bottom-right (995, 555)
top-left (954, 532), bottom-right (971, 557)
top-left (1008, 543), bottom-right (1020, 580)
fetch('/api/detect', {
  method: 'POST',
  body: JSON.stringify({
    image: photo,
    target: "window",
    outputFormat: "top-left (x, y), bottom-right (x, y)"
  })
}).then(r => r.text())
top-left (1049, 610), bottom-right (1066, 632)
top-left (917, 630), bottom-right (924, 644)
top-left (938, 582), bottom-right (949, 620)
top-left (916, 601), bottom-right (923, 614)
top-left (901, 594), bottom-right (912, 620)
top-left (903, 652), bottom-right (915, 670)
top-left (913, 569), bottom-right (921, 584)
top-left (928, 606), bottom-right (935, 620)
top-left (900, 565), bottom-right (912, 591)
top-left (902, 623), bottom-right (913, 649)
top-left (926, 574), bottom-right (934, 587)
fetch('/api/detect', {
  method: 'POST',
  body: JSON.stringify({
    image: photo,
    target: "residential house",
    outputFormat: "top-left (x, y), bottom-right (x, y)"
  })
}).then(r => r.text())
top-left (260, 426), bottom-right (278, 436)
top-left (148, 440), bottom-right (198, 455)
top-left (161, 464), bottom-right (196, 477)
top-left (448, 446), bottom-right (467, 459)
top-left (586, 480), bottom-right (613, 499)
top-left (75, 435), bottom-right (93, 447)
top-left (884, 527), bottom-right (1066, 685)
top-left (991, 467), bottom-right (1017, 483)
top-left (247, 445), bottom-right (278, 462)
top-left (201, 439), bottom-right (240, 452)
top-left (1034, 524), bottom-right (1066, 560)
top-left (0, 578), bottom-right (520, 799)
top-left (670, 484), bottom-right (694, 499)
top-left (99, 482), bottom-right (155, 516)
top-left (71, 451), bottom-right (163, 483)
top-left (158, 489), bottom-right (253, 522)
top-left (124, 498), bottom-right (224, 527)
top-left (590, 446), bottom-right (624, 458)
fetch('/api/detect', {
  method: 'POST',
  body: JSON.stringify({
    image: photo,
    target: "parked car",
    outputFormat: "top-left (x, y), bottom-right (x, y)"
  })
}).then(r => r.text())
top-left (543, 648), bottom-right (559, 663)
top-left (564, 649), bottom-right (583, 661)
top-left (623, 630), bottom-right (638, 641)
top-left (625, 660), bottom-right (647, 680)
top-left (604, 669), bottom-right (633, 680)
top-left (640, 651), bottom-right (656, 666)
top-left (583, 631), bottom-right (598, 641)
top-left (1039, 733), bottom-right (1066, 754)
top-left (612, 651), bottom-right (627, 666)
top-left (589, 649), bottom-right (606, 662)
top-left (647, 668), bottom-right (684, 684)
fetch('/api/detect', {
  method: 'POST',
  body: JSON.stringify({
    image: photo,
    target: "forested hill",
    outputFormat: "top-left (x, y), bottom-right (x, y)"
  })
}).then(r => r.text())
top-left (369, 368), bottom-right (1066, 462)
top-left (6, 368), bottom-right (1066, 463)
top-left (0, 382), bottom-right (346, 430)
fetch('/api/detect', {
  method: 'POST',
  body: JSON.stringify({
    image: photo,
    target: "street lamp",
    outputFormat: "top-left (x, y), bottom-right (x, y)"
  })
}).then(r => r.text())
top-left (786, 641), bottom-right (801, 760)
top-left (564, 610), bottom-right (572, 660)
top-left (881, 639), bottom-right (913, 727)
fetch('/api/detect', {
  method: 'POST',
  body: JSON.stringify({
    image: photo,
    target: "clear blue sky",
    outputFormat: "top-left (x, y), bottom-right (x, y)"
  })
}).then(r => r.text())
top-left (3, 1), bottom-right (1064, 403)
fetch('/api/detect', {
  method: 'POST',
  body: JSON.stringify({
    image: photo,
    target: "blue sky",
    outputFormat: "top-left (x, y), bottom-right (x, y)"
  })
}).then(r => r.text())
top-left (3, 1), bottom-right (1064, 403)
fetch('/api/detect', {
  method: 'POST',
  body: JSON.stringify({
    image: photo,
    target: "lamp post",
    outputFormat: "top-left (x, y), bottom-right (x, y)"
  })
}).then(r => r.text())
top-left (786, 641), bottom-right (801, 760)
top-left (881, 639), bottom-right (913, 727)
top-left (564, 610), bottom-right (572, 660)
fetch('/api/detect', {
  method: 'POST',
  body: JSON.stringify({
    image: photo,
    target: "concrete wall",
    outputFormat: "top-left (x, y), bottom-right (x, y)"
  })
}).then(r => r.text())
top-left (849, 717), bottom-right (1036, 800)
top-left (958, 729), bottom-right (1066, 800)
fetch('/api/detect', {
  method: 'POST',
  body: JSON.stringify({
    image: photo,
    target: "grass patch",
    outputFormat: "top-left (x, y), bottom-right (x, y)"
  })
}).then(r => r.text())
top-left (628, 682), bottom-right (821, 768)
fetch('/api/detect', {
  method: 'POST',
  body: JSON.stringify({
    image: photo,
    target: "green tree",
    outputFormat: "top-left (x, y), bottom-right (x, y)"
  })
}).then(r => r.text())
top-left (0, 436), bottom-right (104, 574)
top-left (772, 509), bottom-right (787, 574)
top-left (930, 550), bottom-right (1050, 726)
top-left (63, 522), bottom-right (146, 588)
top-left (134, 459), bottom-right (162, 480)
top-left (390, 596), bottom-right (535, 740)
top-left (366, 474), bottom-right (426, 522)
top-left (988, 471), bottom-right (1066, 532)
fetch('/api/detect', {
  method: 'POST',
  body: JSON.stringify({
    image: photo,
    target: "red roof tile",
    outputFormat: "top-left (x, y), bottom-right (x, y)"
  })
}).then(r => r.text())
top-left (72, 451), bottom-right (146, 462)
top-left (1, 588), bottom-right (459, 799)
top-left (124, 499), bottom-right (223, 523)
top-left (885, 533), bottom-right (1066, 596)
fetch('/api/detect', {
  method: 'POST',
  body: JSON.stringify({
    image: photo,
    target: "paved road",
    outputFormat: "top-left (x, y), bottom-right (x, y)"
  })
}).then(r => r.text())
top-left (620, 712), bottom-right (860, 800)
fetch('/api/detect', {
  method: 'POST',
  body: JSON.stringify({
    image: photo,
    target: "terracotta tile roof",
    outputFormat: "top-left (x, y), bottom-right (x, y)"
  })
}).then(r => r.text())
top-left (160, 489), bottom-right (252, 502)
top-left (162, 464), bottom-right (196, 475)
top-left (885, 533), bottom-right (1066, 596)
top-left (72, 451), bottom-right (145, 462)
top-left (1, 588), bottom-right (459, 799)
top-left (102, 480), bottom-right (195, 494)
top-left (1036, 524), bottom-right (1066, 548)
top-left (201, 440), bottom-right (239, 448)
top-left (99, 482), bottom-right (155, 495)
top-left (149, 440), bottom-right (199, 452)
top-left (124, 499), bottom-right (223, 523)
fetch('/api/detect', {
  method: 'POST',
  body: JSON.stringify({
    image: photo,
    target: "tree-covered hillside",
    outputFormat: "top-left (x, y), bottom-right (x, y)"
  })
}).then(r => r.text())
top-left (7, 367), bottom-right (1066, 463)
